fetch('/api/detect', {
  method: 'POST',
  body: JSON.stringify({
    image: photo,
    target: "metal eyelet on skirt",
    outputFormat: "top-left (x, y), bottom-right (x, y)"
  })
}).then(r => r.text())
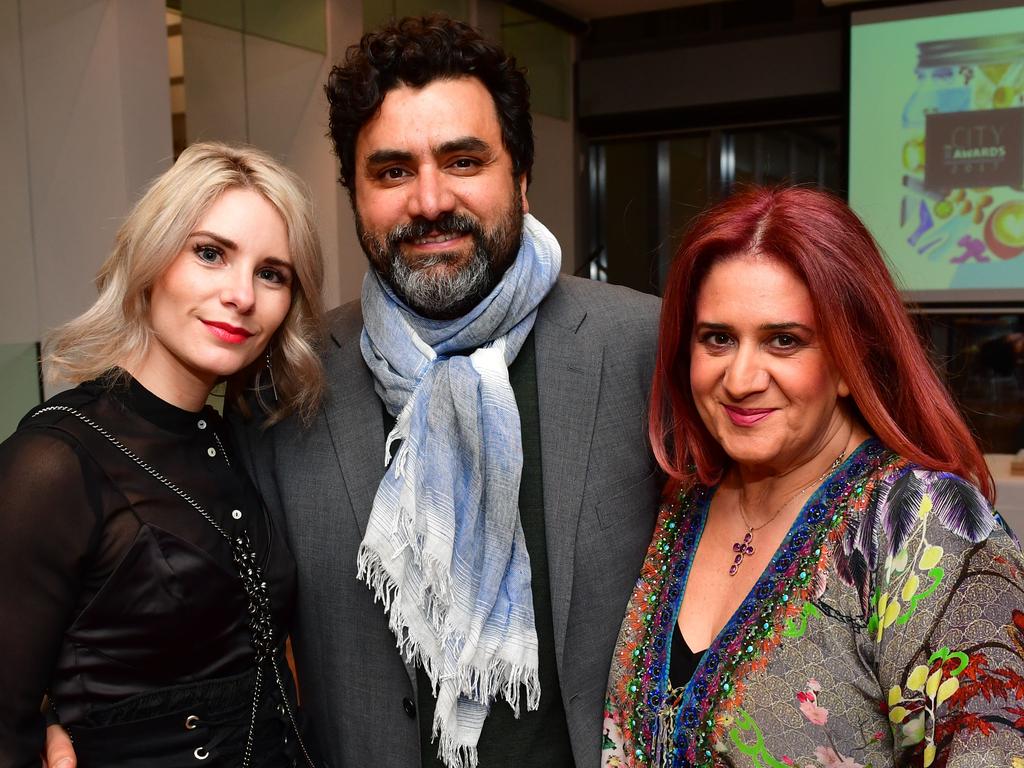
top-left (194, 746), bottom-right (210, 760)
top-left (185, 714), bottom-right (200, 730)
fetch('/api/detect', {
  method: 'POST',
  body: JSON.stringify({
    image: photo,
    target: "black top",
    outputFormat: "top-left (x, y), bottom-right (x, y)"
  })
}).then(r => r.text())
top-left (0, 375), bottom-right (297, 767)
top-left (413, 334), bottom-right (576, 767)
top-left (669, 623), bottom-right (706, 690)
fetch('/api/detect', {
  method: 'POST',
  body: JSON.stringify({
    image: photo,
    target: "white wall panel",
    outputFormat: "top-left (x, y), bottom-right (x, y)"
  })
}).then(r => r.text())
top-left (115, 0), bottom-right (174, 191)
top-left (20, 0), bottom-right (171, 349)
top-left (0, 0), bottom-right (39, 344)
top-left (244, 36), bottom-right (325, 160)
top-left (181, 18), bottom-right (247, 145)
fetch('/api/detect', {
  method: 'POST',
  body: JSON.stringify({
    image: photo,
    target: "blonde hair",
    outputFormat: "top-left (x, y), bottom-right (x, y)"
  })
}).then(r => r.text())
top-left (45, 141), bottom-right (326, 426)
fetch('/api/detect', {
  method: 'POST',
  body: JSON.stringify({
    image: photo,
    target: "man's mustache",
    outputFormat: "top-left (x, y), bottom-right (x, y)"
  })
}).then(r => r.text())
top-left (387, 214), bottom-right (481, 246)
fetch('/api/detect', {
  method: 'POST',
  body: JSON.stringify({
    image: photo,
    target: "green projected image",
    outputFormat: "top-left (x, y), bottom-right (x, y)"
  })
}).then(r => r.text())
top-left (850, 3), bottom-right (1024, 294)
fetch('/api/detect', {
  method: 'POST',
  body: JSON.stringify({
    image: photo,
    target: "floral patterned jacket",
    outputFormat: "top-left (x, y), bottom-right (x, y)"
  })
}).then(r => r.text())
top-left (603, 439), bottom-right (1024, 768)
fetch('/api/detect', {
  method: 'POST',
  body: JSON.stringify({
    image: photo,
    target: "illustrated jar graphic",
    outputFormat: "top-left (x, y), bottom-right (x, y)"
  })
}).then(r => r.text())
top-left (901, 33), bottom-right (1024, 262)
top-left (902, 34), bottom-right (1024, 174)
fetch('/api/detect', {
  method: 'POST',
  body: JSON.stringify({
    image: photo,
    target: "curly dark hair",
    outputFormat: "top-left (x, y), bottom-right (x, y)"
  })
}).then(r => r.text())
top-left (325, 14), bottom-right (534, 194)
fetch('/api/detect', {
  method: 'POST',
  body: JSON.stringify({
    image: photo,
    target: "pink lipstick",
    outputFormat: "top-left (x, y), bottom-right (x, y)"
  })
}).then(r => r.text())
top-left (723, 405), bottom-right (774, 426)
top-left (203, 320), bottom-right (253, 344)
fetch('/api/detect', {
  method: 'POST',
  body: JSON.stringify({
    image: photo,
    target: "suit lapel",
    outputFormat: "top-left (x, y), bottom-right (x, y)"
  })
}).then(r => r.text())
top-left (533, 280), bottom-right (604, 667)
top-left (323, 311), bottom-right (387, 540)
top-left (322, 308), bottom-right (418, 689)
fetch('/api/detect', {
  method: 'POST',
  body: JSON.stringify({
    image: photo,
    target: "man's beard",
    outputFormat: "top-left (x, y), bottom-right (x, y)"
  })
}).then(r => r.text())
top-left (357, 192), bottom-right (524, 320)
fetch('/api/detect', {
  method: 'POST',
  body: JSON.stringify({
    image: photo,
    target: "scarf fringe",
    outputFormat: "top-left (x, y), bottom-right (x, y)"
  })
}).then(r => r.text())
top-left (356, 544), bottom-right (448, 642)
top-left (452, 657), bottom-right (541, 715)
top-left (368, 504), bottom-right (455, 608)
top-left (357, 547), bottom-right (446, 690)
top-left (434, 733), bottom-right (480, 768)
top-left (359, 544), bottom-right (541, 711)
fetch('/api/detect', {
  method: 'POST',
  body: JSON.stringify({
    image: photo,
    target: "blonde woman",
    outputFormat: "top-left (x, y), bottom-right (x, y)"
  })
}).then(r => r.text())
top-left (0, 142), bottom-right (324, 767)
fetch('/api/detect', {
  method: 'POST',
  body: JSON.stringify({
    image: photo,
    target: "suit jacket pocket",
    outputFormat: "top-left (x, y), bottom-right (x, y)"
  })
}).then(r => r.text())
top-left (595, 468), bottom-right (661, 531)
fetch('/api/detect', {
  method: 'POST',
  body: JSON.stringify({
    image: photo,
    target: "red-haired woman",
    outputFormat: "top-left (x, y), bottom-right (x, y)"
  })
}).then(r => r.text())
top-left (603, 187), bottom-right (1024, 768)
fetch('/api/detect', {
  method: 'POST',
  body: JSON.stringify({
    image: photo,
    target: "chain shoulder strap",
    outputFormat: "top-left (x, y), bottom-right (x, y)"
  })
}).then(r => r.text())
top-left (35, 405), bottom-right (232, 539)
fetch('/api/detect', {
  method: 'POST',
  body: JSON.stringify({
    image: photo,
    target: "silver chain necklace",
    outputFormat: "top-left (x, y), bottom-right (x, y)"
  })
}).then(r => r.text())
top-left (34, 405), bottom-right (315, 768)
top-left (728, 450), bottom-right (846, 577)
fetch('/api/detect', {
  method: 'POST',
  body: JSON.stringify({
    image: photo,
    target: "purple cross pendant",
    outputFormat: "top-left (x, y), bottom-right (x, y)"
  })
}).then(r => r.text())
top-left (729, 530), bottom-right (754, 576)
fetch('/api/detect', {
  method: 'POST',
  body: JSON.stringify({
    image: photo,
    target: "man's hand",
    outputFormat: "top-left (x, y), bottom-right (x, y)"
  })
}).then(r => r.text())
top-left (42, 724), bottom-right (75, 768)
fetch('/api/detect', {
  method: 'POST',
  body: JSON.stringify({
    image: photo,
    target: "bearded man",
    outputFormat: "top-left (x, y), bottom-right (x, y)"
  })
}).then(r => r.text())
top-left (274, 15), bottom-right (661, 768)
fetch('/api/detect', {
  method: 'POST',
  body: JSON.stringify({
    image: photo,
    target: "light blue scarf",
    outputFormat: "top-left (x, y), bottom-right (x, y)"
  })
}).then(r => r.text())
top-left (357, 214), bottom-right (561, 768)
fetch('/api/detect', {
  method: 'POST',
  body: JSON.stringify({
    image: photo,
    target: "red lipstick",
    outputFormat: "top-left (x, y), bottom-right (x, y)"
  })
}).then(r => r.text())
top-left (202, 320), bottom-right (253, 344)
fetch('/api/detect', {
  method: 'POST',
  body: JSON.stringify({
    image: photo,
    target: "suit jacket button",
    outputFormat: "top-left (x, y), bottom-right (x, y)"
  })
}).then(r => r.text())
top-left (402, 697), bottom-right (416, 718)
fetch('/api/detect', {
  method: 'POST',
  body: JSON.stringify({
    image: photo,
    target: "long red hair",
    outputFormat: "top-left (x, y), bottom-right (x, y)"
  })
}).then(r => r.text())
top-left (650, 186), bottom-right (994, 502)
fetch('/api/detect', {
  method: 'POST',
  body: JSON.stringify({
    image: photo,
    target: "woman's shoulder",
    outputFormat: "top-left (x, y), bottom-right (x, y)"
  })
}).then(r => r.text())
top-left (883, 466), bottom-right (1003, 539)
top-left (2, 379), bottom-right (117, 471)
top-left (0, 386), bottom-right (112, 537)
top-left (21, 378), bottom-right (108, 422)
top-left (850, 452), bottom-right (1017, 570)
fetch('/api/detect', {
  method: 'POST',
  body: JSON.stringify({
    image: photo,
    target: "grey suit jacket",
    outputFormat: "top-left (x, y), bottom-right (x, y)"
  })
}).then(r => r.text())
top-left (240, 275), bottom-right (662, 767)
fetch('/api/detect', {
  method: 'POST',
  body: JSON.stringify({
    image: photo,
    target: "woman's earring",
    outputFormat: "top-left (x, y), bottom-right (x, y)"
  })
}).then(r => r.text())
top-left (265, 347), bottom-right (279, 402)
top-left (256, 346), bottom-right (279, 412)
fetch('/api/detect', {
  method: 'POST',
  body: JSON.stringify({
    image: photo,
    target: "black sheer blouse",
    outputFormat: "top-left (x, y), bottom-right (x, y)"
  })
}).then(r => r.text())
top-left (0, 375), bottom-right (297, 766)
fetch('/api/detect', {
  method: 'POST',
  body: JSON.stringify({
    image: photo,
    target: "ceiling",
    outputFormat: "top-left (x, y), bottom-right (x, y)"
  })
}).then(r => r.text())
top-left (543, 0), bottom-right (733, 21)
top-left (535, 0), bottom-right (875, 22)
